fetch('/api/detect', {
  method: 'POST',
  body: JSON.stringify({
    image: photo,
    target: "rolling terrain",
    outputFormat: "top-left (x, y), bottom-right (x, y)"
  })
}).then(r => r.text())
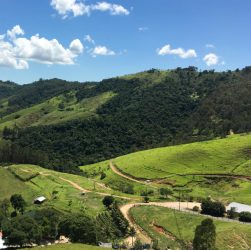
top-left (82, 133), bottom-right (251, 204)
top-left (0, 67), bottom-right (250, 170)
top-left (1, 67), bottom-right (251, 249)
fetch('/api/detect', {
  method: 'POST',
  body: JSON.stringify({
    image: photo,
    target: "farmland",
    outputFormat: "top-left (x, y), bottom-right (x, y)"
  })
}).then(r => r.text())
top-left (131, 206), bottom-right (251, 249)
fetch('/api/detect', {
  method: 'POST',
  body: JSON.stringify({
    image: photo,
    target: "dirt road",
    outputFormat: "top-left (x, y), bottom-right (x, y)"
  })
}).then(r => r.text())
top-left (119, 202), bottom-right (200, 244)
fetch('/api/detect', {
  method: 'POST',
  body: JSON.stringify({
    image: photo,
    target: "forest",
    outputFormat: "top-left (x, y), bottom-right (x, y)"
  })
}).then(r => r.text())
top-left (0, 67), bottom-right (251, 171)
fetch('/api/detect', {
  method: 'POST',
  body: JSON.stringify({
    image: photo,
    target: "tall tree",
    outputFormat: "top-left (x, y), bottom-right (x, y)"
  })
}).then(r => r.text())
top-left (193, 218), bottom-right (216, 250)
top-left (10, 194), bottom-right (26, 214)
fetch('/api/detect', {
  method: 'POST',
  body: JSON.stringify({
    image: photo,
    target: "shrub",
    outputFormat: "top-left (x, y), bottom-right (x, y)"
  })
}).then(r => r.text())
top-left (193, 206), bottom-right (200, 212)
top-left (102, 196), bottom-right (115, 208)
top-left (201, 199), bottom-right (225, 217)
top-left (100, 171), bottom-right (106, 180)
top-left (239, 212), bottom-right (251, 222)
top-left (227, 207), bottom-right (239, 219)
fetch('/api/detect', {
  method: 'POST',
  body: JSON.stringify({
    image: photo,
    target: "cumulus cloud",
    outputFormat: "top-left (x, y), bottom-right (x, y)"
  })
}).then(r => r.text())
top-left (92, 46), bottom-right (115, 57)
top-left (70, 39), bottom-right (84, 54)
top-left (157, 44), bottom-right (197, 59)
top-left (7, 25), bottom-right (24, 40)
top-left (203, 53), bottom-right (219, 66)
top-left (0, 25), bottom-right (84, 69)
top-left (51, 0), bottom-right (129, 18)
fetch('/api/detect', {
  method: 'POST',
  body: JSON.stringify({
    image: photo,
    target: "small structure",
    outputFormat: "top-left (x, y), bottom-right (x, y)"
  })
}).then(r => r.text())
top-left (34, 196), bottom-right (46, 205)
top-left (98, 242), bottom-right (112, 248)
top-left (226, 202), bottom-right (251, 213)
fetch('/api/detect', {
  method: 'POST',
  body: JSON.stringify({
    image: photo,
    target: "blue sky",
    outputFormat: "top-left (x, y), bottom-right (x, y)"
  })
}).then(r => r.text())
top-left (0, 0), bottom-right (250, 84)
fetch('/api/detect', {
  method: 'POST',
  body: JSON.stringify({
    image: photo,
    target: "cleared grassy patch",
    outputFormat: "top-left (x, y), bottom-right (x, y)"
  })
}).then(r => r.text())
top-left (1, 164), bottom-right (109, 216)
top-left (131, 206), bottom-right (251, 250)
top-left (0, 91), bottom-right (115, 129)
top-left (114, 134), bottom-right (251, 179)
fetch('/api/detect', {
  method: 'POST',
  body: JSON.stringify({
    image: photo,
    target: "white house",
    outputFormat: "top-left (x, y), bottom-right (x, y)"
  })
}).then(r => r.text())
top-left (34, 196), bottom-right (46, 204)
top-left (226, 202), bottom-right (251, 213)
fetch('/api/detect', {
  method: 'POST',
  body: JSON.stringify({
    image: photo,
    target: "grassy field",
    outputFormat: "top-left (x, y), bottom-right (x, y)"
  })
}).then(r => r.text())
top-left (23, 243), bottom-right (110, 250)
top-left (0, 164), bottom-right (111, 216)
top-left (0, 91), bottom-right (115, 130)
top-left (79, 134), bottom-right (251, 204)
top-left (114, 134), bottom-right (251, 178)
top-left (131, 206), bottom-right (251, 250)
top-left (80, 161), bottom-right (158, 199)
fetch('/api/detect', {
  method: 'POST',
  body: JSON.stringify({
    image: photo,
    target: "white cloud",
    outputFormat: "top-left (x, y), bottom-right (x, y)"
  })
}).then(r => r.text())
top-left (7, 25), bottom-right (24, 40)
top-left (205, 44), bottom-right (215, 48)
top-left (0, 25), bottom-right (84, 69)
top-left (92, 2), bottom-right (129, 15)
top-left (92, 46), bottom-right (115, 57)
top-left (157, 44), bottom-right (197, 59)
top-left (70, 39), bottom-right (84, 54)
top-left (138, 27), bottom-right (148, 32)
top-left (84, 34), bottom-right (95, 44)
top-left (51, 0), bottom-right (90, 17)
top-left (203, 53), bottom-right (219, 66)
top-left (51, 0), bottom-right (129, 18)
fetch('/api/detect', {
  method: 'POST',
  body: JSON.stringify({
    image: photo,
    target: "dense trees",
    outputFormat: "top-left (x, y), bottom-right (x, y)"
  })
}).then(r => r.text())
top-left (1, 193), bottom-right (129, 248)
top-left (239, 212), bottom-right (251, 222)
top-left (0, 67), bottom-right (251, 171)
top-left (2, 215), bottom-right (42, 247)
top-left (59, 214), bottom-right (96, 244)
top-left (193, 218), bottom-right (216, 250)
top-left (201, 199), bottom-right (226, 217)
top-left (10, 194), bottom-right (26, 214)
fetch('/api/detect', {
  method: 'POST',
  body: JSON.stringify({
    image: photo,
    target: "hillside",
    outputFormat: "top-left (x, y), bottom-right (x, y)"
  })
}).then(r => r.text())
top-left (131, 206), bottom-right (251, 249)
top-left (0, 67), bottom-right (251, 170)
top-left (82, 134), bottom-right (251, 204)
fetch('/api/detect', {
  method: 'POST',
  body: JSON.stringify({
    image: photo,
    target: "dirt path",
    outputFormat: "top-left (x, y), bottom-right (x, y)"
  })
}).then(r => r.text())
top-left (109, 161), bottom-right (148, 185)
top-left (119, 202), bottom-right (200, 244)
top-left (109, 162), bottom-right (251, 184)
top-left (59, 177), bottom-right (134, 200)
top-left (119, 201), bottom-right (251, 245)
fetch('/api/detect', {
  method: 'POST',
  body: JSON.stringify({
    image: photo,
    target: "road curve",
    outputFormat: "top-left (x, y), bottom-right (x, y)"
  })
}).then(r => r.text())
top-left (119, 202), bottom-right (200, 244)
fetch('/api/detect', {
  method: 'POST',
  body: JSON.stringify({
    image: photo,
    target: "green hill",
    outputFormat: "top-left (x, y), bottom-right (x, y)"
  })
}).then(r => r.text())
top-left (131, 206), bottom-right (251, 250)
top-left (0, 67), bottom-right (251, 170)
top-left (81, 134), bottom-right (251, 204)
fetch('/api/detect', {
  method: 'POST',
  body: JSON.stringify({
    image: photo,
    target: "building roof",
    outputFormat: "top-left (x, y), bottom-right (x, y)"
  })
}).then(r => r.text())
top-left (34, 196), bottom-right (46, 202)
top-left (227, 202), bottom-right (251, 213)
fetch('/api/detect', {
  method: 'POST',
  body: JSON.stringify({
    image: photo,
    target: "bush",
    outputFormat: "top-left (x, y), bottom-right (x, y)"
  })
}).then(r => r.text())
top-left (102, 196), bottom-right (115, 208)
top-left (193, 206), bottom-right (200, 212)
top-left (227, 207), bottom-right (239, 219)
top-left (201, 199), bottom-right (225, 217)
top-left (239, 212), bottom-right (251, 222)
top-left (100, 172), bottom-right (106, 180)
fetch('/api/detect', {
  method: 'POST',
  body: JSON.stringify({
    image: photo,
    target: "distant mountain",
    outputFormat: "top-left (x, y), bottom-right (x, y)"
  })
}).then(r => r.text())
top-left (0, 67), bottom-right (251, 171)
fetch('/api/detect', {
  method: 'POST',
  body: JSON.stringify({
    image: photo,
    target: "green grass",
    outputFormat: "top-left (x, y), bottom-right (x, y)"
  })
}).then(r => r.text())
top-left (80, 161), bottom-right (157, 199)
top-left (0, 91), bottom-right (115, 130)
top-left (23, 243), bottom-right (111, 250)
top-left (114, 134), bottom-right (251, 179)
top-left (131, 206), bottom-right (251, 250)
top-left (0, 164), bottom-right (110, 216)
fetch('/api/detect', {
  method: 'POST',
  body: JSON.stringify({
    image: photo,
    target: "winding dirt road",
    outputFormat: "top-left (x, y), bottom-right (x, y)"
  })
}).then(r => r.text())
top-left (119, 202), bottom-right (200, 244)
